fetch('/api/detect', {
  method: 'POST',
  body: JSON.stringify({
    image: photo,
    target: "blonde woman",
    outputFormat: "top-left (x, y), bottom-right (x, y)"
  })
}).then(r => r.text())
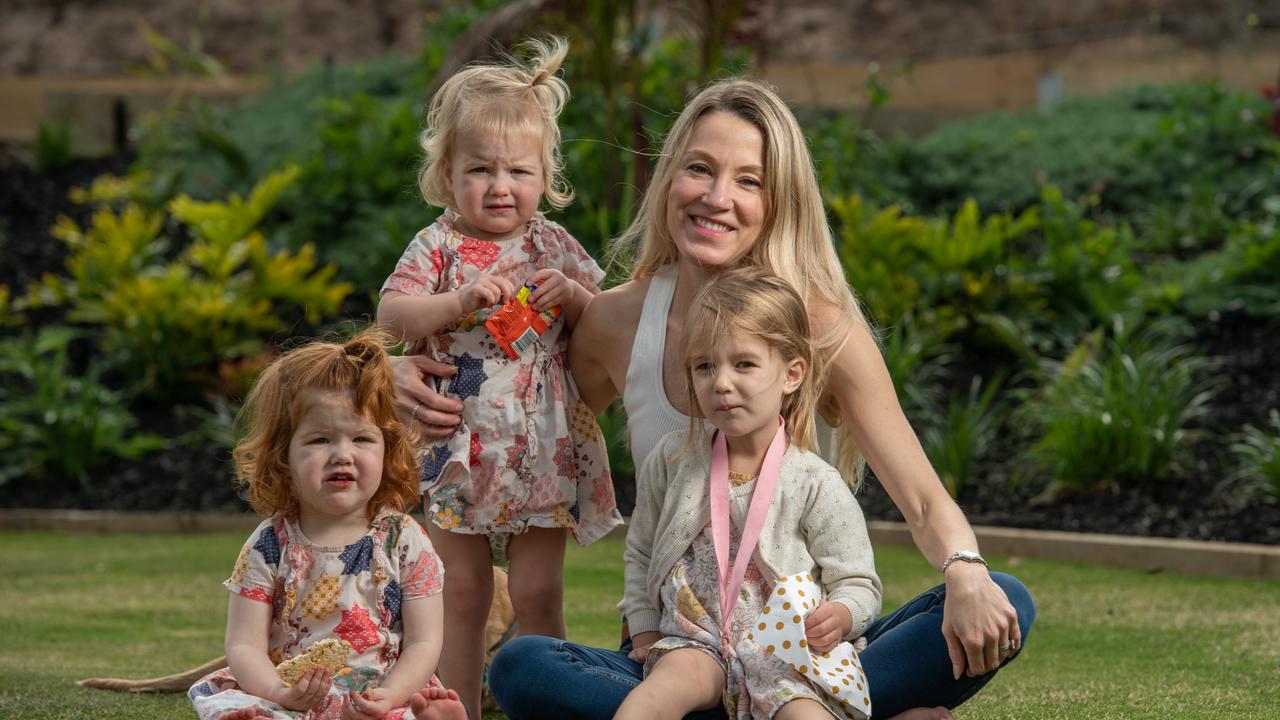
top-left (399, 78), bottom-right (1034, 719)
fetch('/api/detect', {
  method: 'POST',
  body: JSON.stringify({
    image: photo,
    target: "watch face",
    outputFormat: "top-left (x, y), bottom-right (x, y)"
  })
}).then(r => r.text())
top-left (958, 551), bottom-right (981, 561)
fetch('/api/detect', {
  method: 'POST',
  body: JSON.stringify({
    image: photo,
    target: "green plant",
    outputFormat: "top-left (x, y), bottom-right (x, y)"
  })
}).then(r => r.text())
top-left (35, 117), bottom-right (74, 173)
top-left (0, 284), bottom-right (22, 327)
top-left (130, 15), bottom-right (226, 77)
top-left (923, 373), bottom-right (1009, 497)
top-left (1231, 409), bottom-right (1280, 499)
top-left (879, 313), bottom-right (955, 419)
top-left (879, 82), bottom-right (1280, 224)
top-left (0, 327), bottom-right (164, 487)
top-left (1020, 319), bottom-right (1217, 492)
top-left (30, 166), bottom-right (352, 397)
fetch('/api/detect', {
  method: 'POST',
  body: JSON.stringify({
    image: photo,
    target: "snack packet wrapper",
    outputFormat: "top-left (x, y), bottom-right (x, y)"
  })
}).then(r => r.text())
top-left (484, 284), bottom-right (560, 360)
top-left (748, 573), bottom-right (871, 718)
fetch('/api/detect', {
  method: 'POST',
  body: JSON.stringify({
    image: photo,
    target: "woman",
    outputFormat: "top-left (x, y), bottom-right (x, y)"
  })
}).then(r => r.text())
top-left (397, 79), bottom-right (1035, 719)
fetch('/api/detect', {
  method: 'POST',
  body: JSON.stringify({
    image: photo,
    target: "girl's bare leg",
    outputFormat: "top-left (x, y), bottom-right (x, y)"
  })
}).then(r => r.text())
top-left (427, 525), bottom-right (493, 720)
top-left (505, 526), bottom-right (567, 638)
top-left (614, 648), bottom-right (725, 720)
top-left (775, 696), bottom-right (839, 719)
top-left (409, 686), bottom-right (468, 720)
top-left (776, 695), bottom-right (953, 720)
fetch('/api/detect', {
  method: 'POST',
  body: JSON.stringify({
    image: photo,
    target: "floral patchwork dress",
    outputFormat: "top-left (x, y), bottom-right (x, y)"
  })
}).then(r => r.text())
top-left (646, 516), bottom-right (866, 720)
top-left (188, 511), bottom-right (443, 720)
top-left (380, 210), bottom-right (621, 547)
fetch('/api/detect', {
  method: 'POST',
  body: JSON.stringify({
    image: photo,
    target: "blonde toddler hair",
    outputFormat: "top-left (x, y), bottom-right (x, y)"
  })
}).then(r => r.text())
top-left (418, 36), bottom-right (574, 211)
top-left (681, 265), bottom-right (824, 459)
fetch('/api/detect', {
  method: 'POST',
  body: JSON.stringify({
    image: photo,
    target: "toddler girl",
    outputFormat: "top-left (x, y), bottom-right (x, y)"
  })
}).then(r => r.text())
top-left (616, 266), bottom-right (883, 720)
top-left (188, 329), bottom-right (465, 720)
top-left (376, 36), bottom-right (620, 715)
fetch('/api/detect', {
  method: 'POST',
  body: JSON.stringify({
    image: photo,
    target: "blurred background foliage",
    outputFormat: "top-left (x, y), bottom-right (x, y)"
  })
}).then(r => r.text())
top-left (3, 0), bottom-right (1279, 518)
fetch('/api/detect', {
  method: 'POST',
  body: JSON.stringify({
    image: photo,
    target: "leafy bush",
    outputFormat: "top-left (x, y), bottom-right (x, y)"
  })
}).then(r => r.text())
top-left (0, 327), bottom-right (164, 486)
top-left (1231, 410), bottom-right (1280, 499)
top-left (879, 313), bottom-right (955, 419)
top-left (864, 83), bottom-right (1280, 222)
top-left (35, 118), bottom-right (74, 173)
top-left (1150, 216), bottom-right (1280, 318)
top-left (1019, 320), bottom-right (1217, 492)
top-left (28, 166), bottom-right (351, 397)
top-left (922, 373), bottom-right (1009, 497)
top-left (833, 187), bottom-right (1138, 365)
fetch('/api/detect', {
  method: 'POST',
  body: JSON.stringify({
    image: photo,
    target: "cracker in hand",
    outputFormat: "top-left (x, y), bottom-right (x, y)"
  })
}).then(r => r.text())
top-left (275, 638), bottom-right (352, 687)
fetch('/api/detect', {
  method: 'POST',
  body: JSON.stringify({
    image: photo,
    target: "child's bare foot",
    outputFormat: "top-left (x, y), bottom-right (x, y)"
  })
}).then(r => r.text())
top-left (886, 707), bottom-right (954, 720)
top-left (216, 706), bottom-right (273, 720)
top-left (409, 686), bottom-right (468, 720)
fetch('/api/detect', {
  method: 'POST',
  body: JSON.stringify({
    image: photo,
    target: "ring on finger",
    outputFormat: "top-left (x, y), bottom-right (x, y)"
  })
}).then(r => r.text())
top-left (411, 402), bottom-right (422, 421)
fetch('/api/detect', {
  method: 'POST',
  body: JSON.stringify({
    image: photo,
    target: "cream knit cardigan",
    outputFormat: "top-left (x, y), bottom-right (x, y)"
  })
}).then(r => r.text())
top-left (621, 430), bottom-right (883, 640)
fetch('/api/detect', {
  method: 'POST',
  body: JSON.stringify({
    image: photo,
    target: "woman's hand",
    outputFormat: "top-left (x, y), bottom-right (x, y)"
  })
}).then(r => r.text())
top-left (274, 668), bottom-right (333, 711)
top-left (459, 273), bottom-right (514, 313)
top-left (390, 355), bottom-right (461, 440)
top-left (804, 601), bottom-right (852, 654)
top-left (341, 688), bottom-right (395, 719)
top-left (627, 631), bottom-right (663, 663)
top-left (941, 563), bottom-right (1021, 678)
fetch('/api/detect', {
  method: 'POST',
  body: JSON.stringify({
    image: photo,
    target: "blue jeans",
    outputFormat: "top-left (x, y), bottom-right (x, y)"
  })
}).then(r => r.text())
top-left (490, 572), bottom-right (1034, 720)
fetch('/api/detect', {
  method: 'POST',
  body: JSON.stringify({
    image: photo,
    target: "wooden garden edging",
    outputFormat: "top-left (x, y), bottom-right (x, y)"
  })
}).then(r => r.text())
top-left (869, 521), bottom-right (1280, 581)
top-left (2, 510), bottom-right (1277, 581)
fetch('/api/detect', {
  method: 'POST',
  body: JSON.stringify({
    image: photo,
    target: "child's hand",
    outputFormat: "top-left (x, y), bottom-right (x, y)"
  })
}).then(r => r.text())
top-left (527, 268), bottom-right (578, 311)
top-left (459, 274), bottom-right (514, 313)
top-left (341, 687), bottom-right (395, 719)
top-left (275, 667), bottom-right (333, 711)
top-left (627, 631), bottom-right (663, 663)
top-left (804, 601), bottom-right (853, 654)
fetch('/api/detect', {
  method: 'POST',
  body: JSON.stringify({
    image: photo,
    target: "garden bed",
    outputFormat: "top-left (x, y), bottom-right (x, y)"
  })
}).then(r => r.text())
top-left (3, 153), bottom-right (1279, 545)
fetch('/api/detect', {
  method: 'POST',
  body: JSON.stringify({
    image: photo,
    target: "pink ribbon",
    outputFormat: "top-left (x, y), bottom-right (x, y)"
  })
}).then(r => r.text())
top-left (709, 419), bottom-right (786, 651)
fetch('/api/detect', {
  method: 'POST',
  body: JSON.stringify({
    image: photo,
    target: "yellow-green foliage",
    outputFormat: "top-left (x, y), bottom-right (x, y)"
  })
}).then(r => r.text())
top-left (31, 165), bottom-right (352, 396)
top-left (831, 195), bottom-right (1039, 328)
top-left (0, 285), bottom-right (22, 327)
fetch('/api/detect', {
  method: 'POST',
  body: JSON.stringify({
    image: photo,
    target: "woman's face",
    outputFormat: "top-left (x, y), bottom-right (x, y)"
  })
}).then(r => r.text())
top-left (665, 111), bottom-right (766, 270)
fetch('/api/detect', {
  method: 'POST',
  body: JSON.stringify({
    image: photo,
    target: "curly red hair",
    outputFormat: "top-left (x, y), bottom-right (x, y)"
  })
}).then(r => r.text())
top-left (233, 327), bottom-right (420, 521)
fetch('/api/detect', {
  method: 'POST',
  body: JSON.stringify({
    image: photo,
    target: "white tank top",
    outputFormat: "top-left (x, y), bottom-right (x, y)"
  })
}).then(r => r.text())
top-left (622, 266), bottom-right (696, 471)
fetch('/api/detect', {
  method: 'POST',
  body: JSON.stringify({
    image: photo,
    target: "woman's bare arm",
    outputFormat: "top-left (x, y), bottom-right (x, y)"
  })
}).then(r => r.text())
top-left (821, 309), bottom-right (1020, 679)
top-left (568, 282), bottom-right (644, 414)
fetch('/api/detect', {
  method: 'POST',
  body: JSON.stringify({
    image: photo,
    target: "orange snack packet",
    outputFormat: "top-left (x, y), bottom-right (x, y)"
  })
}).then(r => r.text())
top-left (484, 284), bottom-right (561, 360)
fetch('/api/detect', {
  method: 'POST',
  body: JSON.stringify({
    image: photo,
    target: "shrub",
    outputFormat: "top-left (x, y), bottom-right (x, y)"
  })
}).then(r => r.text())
top-left (1019, 319), bottom-right (1217, 491)
top-left (28, 166), bottom-right (352, 397)
top-left (0, 327), bottom-right (164, 487)
top-left (35, 118), bottom-right (74, 173)
top-left (1150, 216), bottom-right (1280, 318)
top-left (922, 373), bottom-right (1009, 497)
top-left (1231, 410), bottom-right (1280, 499)
top-left (879, 313), bottom-right (955, 419)
top-left (872, 82), bottom-right (1280, 222)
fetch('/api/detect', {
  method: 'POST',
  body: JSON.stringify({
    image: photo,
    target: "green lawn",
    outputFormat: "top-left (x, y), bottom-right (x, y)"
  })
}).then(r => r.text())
top-left (1, 531), bottom-right (1277, 719)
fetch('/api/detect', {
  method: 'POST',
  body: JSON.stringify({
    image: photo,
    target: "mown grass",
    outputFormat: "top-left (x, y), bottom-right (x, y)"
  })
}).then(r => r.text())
top-left (1, 531), bottom-right (1277, 719)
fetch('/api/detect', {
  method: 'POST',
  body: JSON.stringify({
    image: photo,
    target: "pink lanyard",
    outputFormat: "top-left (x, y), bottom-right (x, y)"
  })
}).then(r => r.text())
top-left (709, 420), bottom-right (786, 646)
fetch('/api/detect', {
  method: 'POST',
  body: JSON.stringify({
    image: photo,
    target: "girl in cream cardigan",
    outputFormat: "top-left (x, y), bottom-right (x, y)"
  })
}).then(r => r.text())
top-left (617, 266), bottom-right (882, 720)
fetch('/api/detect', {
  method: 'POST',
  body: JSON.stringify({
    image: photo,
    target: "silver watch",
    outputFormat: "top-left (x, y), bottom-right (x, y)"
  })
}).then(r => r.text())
top-left (940, 550), bottom-right (988, 573)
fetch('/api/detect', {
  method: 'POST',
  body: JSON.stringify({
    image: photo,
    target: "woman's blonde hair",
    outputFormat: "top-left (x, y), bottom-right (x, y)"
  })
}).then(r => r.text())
top-left (233, 327), bottom-right (420, 521)
top-left (618, 78), bottom-right (871, 484)
top-left (681, 265), bottom-right (823, 456)
top-left (418, 36), bottom-right (573, 211)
